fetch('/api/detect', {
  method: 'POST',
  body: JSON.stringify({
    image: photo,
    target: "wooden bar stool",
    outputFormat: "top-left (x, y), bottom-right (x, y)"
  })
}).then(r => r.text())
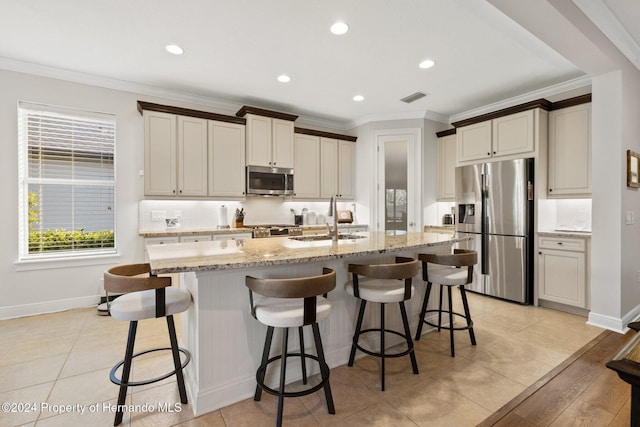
top-left (104, 263), bottom-right (192, 426)
top-left (346, 257), bottom-right (420, 391)
top-left (246, 268), bottom-right (336, 427)
top-left (414, 249), bottom-right (477, 357)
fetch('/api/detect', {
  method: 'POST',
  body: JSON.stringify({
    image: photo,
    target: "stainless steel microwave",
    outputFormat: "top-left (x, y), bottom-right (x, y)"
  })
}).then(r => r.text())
top-left (246, 165), bottom-right (294, 196)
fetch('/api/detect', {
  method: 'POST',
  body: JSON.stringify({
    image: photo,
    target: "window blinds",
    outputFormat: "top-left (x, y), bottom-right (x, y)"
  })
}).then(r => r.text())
top-left (18, 102), bottom-right (116, 257)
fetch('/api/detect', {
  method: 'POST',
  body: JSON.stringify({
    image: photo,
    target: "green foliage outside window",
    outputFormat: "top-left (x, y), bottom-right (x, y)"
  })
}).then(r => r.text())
top-left (27, 192), bottom-right (114, 253)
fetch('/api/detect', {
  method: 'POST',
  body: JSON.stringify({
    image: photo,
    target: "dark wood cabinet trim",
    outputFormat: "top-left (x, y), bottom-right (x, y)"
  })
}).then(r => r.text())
top-left (294, 127), bottom-right (357, 142)
top-left (436, 129), bottom-right (456, 137)
top-left (451, 98), bottom-right (552, 128)
top-left (137, 101), bottom-right (246, 125)
top-left (549, 94), bottom-right (592, 111)
top-left (235, 105), bottom-right (298, 121)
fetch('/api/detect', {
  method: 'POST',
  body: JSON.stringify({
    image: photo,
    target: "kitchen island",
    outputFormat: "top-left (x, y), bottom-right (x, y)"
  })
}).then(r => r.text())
top-left (146, 231), bottom-right (469, 416)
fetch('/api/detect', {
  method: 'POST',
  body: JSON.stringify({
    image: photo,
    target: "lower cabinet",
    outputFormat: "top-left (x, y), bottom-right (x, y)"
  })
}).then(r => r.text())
top-left (538, 236), bottom-right (588, 309)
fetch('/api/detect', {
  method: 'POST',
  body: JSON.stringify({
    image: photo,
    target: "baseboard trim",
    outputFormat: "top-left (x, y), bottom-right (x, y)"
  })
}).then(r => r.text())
top-left (0, 295), bottom-right (101, 320)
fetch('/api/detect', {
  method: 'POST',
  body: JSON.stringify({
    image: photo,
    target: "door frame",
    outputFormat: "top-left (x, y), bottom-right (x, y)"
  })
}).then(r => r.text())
top-left (374, 128), bottom-right (423, 232)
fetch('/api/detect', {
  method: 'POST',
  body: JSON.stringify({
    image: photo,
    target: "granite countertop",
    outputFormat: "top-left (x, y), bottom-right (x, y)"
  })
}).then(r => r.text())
top-left (146, 231), bottom-right (468, 274)
top-left (538, 230), bottom-right (592, 238)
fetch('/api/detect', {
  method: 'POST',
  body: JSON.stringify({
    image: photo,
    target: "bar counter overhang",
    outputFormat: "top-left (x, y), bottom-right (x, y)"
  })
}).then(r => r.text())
top-left (146, 231), bottom-right (469, 416)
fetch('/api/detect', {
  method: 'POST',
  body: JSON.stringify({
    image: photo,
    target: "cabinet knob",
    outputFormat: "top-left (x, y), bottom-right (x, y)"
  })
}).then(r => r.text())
top-left (172, 190), bottom-right (176, 194)
top-left (557, 242), bottom-right (563, 245)
top-left (487, 152), bottom-right (490, 156)
top-left (539, 251), bottom-right (542, 255)
top-left (549, 188), bottom-right (553, 192)
top-left (493, 151), bottom-right (496, 155)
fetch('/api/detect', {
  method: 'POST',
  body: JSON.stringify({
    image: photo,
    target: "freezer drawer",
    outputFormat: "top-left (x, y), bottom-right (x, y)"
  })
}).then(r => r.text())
top-left (486, 234), bottom-right (529, 303)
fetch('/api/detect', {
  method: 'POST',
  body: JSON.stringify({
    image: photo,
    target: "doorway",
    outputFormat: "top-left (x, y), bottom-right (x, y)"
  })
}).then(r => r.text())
top-left (375, 128), bottom-right (422, 233)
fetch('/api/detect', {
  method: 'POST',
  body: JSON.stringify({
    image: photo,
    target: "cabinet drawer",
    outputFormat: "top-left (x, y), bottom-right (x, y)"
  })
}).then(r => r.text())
top-left (538, 236), bottom-right (585, 251)
top-left (180, 235), bottom-right (213, 243)
top-left (145, 236), bottom-right (180, 246)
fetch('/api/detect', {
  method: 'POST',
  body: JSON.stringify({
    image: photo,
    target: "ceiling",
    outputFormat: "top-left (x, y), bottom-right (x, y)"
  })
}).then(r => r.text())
top-left (0, 1), bottom-right (637, 129)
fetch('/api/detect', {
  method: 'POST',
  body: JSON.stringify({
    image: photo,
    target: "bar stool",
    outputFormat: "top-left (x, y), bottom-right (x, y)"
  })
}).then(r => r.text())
top-left (104, 264), bottom-right (192, 426)
top-left (246, 268), bottom-right (336, 427)
top-left (346, 257), bottom-right (420, 391)
top-left (414, 249), bottom-right (478, 357)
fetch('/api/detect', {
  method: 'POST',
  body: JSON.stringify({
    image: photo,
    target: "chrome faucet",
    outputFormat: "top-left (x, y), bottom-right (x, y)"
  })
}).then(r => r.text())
top-left (327, 195), bottom-right (339, 241)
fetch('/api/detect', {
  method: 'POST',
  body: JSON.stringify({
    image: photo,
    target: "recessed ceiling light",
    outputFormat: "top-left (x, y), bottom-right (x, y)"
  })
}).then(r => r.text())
top-left (277, 74), bottom-right (291, 83)
top-left (419, 59), bottom-right (435, 69)
top-left (353, 95), bottom-right (364, 102)
top-left (331, 22), bottom-right (349, 35)
top-left (165, 44), bottom-right (184, 55)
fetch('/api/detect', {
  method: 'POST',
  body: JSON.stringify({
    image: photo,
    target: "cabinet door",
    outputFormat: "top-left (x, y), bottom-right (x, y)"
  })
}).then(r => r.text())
top-left (437, 134), bottom-right (456, 200)
top-left (457, 120), bottom-right (492, 163)
top-left (539, 248), bottom-right (586, 308)
top-left (245, 114), bottom-right (272, 166)
top-left (548, 104), bottom-right (591, 196)
top-left (293, 134), bottom-right (320, 198)
top-left (144, 111), bottom-right (177, 196)
top-left (209, 121), bottom-right (246, 197)
top-left (492, 109), bottom-right (535, 157)
top-left (178, 116), bottom-right (208, 196)
top-left (320, 138), bottom-right (338, 198)
top-left (338, 140), bottom-right (355, 199)
top-left (272, 119), bottom-right (294, 168)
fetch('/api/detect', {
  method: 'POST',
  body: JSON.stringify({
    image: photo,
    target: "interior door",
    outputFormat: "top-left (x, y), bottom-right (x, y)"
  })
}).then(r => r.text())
top-left (376, 129), bottom-right (421, 233)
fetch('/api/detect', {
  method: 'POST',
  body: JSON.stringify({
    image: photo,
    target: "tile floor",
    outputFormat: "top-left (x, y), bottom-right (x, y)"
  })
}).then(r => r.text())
top-left (0, 292), bottom-right (604, 427)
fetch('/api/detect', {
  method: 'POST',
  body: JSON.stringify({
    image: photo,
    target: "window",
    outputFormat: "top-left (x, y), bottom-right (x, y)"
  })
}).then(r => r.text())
top-left (18, 102), bottom-right (116, 260)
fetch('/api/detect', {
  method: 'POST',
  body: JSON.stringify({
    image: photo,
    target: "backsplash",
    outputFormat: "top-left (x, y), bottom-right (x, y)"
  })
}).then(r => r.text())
top-left (139, 199), bottom-right (361, 231)
top-left (538, 198), bottom-right (592, 231)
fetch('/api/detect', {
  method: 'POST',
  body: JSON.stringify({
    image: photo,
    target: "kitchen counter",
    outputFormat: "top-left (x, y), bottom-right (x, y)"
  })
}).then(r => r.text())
top-left (146, 231), bottom-right (463, 274)
top-left (138, 223), bottom-right (368, 238)
top-left (148, 231), bottom-right (466, 416)
top-left (538, 230), bottom-right (592, 238)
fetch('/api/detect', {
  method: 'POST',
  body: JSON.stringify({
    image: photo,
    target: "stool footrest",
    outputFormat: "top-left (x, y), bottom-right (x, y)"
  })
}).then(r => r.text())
top-left (420, 309), bottom-right (474, 331)
top-left (110, 347), bottom-right (191, 387)
top-left (256, 353), bottom-right (330, 398)
top-left (354, 328), bottom-right (415, 358)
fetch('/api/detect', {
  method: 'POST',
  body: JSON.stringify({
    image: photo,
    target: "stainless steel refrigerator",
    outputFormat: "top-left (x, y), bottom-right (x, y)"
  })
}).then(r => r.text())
top-left (455, 158), bottom-right (534, 304)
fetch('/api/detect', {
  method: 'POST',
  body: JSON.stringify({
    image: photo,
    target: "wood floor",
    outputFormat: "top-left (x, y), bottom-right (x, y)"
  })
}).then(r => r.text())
top-left (479, 328), bottom-right (635, 426)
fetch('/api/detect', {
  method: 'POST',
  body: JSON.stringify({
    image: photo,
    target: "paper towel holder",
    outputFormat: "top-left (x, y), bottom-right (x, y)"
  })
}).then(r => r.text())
top-left (217, 205), bottom-right (231, 229)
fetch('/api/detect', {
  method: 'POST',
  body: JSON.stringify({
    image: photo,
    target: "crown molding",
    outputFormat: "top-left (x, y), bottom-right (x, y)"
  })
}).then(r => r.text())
top-left (449, 75), bottom-right (592, 124)
top-left (573, 0), bottom-right (640, 71)
top-left (346, 109), bottom-right (449, 130)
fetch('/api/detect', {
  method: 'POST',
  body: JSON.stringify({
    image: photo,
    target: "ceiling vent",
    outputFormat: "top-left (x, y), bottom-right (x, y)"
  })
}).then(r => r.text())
top-left (400, 91), bottom-right (428, 104)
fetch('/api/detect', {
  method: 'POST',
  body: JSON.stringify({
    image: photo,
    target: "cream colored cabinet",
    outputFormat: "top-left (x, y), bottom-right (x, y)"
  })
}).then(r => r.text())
top-left (293, 134), bottom-right (321, 198)
top-left (437, 134), bottom-right (457, 201)
top-left (538, 236), bottom-right (587, 309)
top-left (245, 114), bottom-right (294, 168)
top-left (208, 121), bottom-right (246, 198)
top-left (179, 235), bottom-right (212, 243)
top-left (457, 120), bottom-right (492, 163)
top-left (144, 111), bottom-right (208, 197)
top-left (548, 103), bottom-right (591, 197)
top-left (457, 109), bottom-right (537, 165)
top-left (338, 140), bottom-right (355, 199)
top-left (320, 137), bottom-right (338, 198)
top-left (213, 232), bottom-right (252, 240)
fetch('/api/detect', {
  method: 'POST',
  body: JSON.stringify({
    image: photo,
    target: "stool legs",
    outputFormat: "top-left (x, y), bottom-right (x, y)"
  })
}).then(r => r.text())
top-left (254, 324), bottom-right (334, 426)
top-left (460, 286), bottom-right (476, 346)
top-left (349, 299), bottom-right (418, 391)
top-left (167, 315), bottom-right (188, 404)
top-left (298, 327), bottom-right (307, 385)
top-left (415, 282), bottom-right (432, 340)
top-left (447, 286), bottom-right (455, 357)
top-left (114, 321), bottom-right (137, 426)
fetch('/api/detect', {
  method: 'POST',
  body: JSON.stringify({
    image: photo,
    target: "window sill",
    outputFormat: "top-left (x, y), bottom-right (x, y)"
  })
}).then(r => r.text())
top-left (14, 252), bottom-right (121, 272)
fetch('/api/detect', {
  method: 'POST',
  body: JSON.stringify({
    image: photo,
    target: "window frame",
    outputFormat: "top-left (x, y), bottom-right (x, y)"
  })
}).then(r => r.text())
top-left (17, 101), bottom-right (118, 263)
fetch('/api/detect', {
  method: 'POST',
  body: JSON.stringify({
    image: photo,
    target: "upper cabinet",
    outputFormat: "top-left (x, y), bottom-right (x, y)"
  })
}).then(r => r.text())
top-left (294, 129), bottom-right (357, 200)
top-left (144, 111), bottom-right (207, 196)
top-left (236, 107), bottom-right (298, 168)
top-left (437, 133), bottom-right (457, 201)
top-left (140, 101), bottom-right (246, 198)
top-left (547, 103), bottom-right (591, 197)
top-left (457, 109), bottom-right (537, 164)
top-left (338, 140), bottom-right (355, 199)
top-left (209, 121), bottom-right (246, 198)
top-left (293, 133), bottom-right (321, 198)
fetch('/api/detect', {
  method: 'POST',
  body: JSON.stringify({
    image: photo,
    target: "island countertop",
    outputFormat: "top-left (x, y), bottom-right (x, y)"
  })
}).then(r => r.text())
top-left (146, 231), bottom-right (468, 274)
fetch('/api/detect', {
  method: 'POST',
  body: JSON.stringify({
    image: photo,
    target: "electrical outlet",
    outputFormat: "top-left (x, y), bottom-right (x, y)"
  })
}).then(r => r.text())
top-left (151, 210), bottom-right (167, 222)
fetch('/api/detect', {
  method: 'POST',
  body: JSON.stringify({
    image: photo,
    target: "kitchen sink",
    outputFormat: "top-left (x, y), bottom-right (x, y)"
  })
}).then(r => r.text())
top-left (289, 234), bottom-right (366, 242)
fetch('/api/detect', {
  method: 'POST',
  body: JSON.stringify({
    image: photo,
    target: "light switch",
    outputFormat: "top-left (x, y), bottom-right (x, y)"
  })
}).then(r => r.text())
top-left (625, 211), bottom-right (634, 225)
